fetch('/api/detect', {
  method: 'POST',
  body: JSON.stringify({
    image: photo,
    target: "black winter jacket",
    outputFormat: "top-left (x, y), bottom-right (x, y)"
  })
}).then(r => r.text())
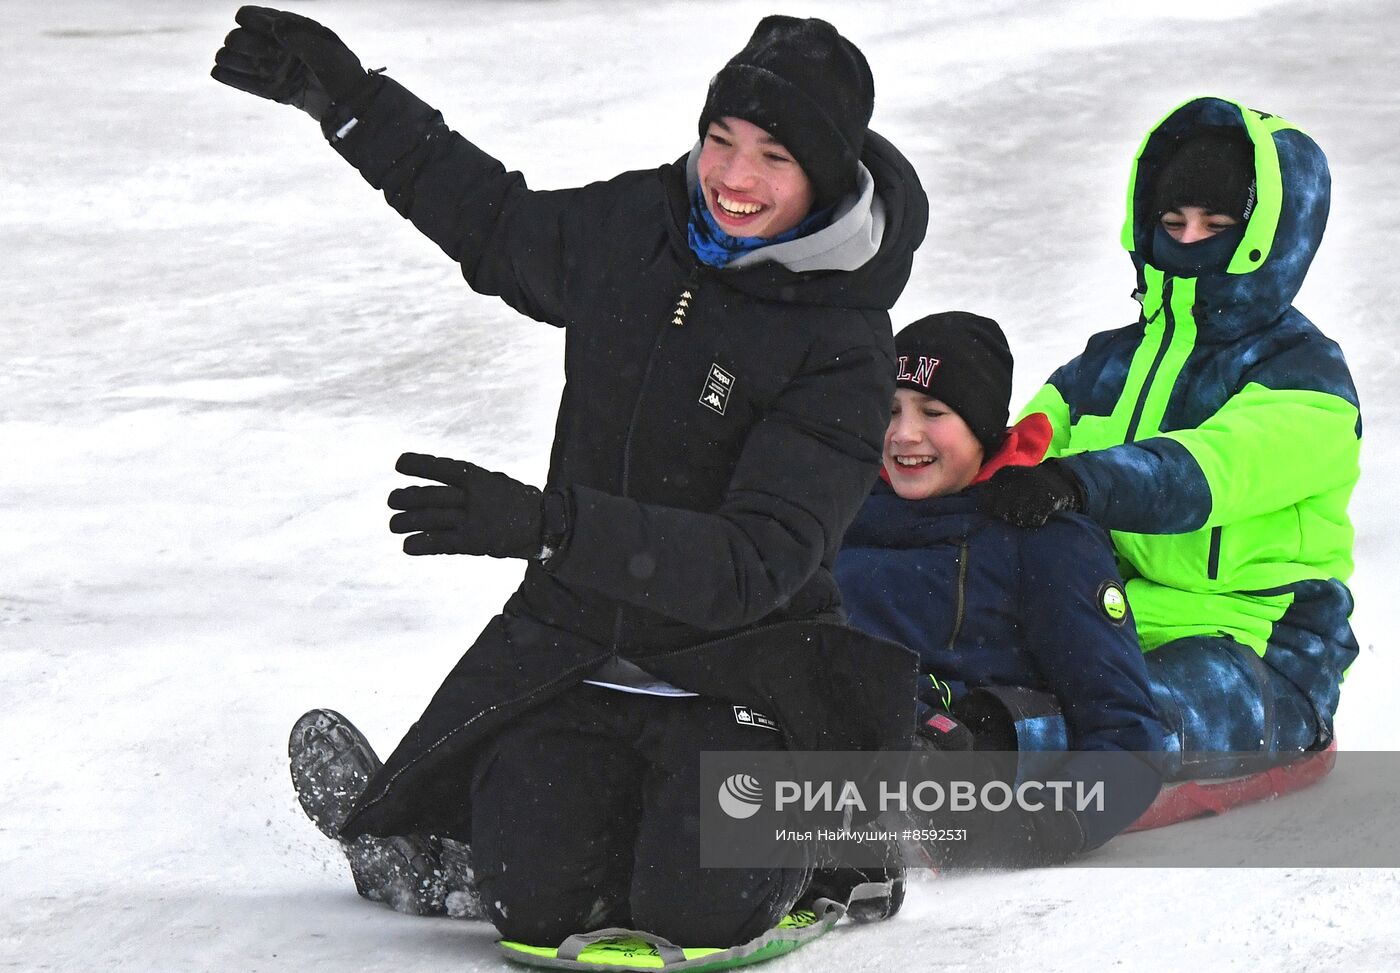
top-left (325, 79), bottom-right (929, 840)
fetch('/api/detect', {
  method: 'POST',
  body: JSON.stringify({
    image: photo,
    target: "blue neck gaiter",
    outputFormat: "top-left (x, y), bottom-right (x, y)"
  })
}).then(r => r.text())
top-left (1151, 223), bottom-right (1247, 278)
top-left (686, 186), bottom-right (832, 268)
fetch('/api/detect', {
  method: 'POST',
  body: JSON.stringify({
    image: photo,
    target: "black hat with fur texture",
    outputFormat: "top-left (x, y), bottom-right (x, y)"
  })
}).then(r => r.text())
top-left (698, 16), bottom-right (874, 209)
top-left (894, 312), bottom-right (1013, 456)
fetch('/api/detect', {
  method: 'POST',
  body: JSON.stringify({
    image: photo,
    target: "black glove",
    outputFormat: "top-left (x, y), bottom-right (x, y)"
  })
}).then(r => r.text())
top-left (211, 6), bottom-right (374, 122)
top-left (388, 452), bottom-right (562, 560)
top-left (975, 459), bottom-right (1085, 529)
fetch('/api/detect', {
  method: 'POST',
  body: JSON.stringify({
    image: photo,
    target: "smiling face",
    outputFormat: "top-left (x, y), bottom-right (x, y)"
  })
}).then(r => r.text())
top-left (696, 116), bottom-right (816, 239)
top-left (1159, 206), bottom-right (1240, 243)
top-left (883, 389), bottom-right (985, 500)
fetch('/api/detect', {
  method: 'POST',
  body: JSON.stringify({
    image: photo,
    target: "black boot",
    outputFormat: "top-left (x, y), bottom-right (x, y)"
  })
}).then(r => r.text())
top-left (288, 709), bottom-right (484, 918)
top-left (801, 865), bottom-right (906, 923)
top-left (288, 708), bottom-right (380, 839)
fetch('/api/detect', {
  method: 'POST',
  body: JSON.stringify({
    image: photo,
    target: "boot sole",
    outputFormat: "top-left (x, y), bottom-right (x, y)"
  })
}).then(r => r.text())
top-left (287, 709), bottom-right (483, 919)
top-left (288, 708), bottom-right (382, 839)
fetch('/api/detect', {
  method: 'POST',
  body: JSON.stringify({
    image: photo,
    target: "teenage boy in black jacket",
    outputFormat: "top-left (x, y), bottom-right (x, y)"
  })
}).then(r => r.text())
top-left (214, 9), bottom-right (927, 948)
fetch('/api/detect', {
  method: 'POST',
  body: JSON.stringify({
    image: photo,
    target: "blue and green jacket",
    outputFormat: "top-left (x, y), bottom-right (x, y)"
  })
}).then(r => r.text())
top-left (1020, 97), bottom-right (1361, 728)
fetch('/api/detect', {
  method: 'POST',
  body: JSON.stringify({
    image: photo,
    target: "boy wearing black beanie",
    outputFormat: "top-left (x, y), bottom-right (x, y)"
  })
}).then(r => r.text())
top-left (894, 311), bottom-right (1014, 456)
top-left (214, 7), bottom-right (928, 952)
top-left (1149, 125), bottom-right (1258, 277)
top-left (981, 97), bottom-right (1359, 788)
top-left (699, 15), bottom-right (874, 210)
top-left (836, 312), bottom-right (1165, 867)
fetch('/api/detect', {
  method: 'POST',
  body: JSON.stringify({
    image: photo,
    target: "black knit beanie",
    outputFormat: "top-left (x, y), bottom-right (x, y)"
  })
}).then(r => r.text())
top-left (1152, 127), bottom-right (1257, 221)
top-left (698, 16), bottom-right (874, 209)
top-left (894, 312), bottom-right (1013, 456)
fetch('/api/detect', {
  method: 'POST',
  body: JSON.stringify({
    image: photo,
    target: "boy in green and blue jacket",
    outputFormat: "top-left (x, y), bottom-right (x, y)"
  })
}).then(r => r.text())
top-left (978, 97), bottom-right (1361, 780)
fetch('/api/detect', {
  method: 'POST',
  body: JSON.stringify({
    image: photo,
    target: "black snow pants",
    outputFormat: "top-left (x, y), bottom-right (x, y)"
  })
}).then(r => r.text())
top-left (469, 684), bottom-right (811, 947)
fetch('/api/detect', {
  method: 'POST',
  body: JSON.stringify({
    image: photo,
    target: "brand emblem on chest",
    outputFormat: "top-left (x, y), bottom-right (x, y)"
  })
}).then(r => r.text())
top-left (700, 363), bottom-right (736, 415)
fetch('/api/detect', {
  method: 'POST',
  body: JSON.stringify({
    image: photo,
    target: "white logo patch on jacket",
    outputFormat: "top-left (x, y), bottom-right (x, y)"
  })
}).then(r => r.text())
top-left (700, 363), bottom-right (736, 415)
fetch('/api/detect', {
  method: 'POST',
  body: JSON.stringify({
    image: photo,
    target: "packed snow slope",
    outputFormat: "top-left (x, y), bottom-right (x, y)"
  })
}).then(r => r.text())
top-left (3, 1), bottom-right (1398, 970)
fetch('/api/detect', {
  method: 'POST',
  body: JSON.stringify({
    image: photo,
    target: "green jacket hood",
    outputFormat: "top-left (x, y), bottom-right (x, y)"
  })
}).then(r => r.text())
top-left (1122, 97), bottom-right (1331, 334)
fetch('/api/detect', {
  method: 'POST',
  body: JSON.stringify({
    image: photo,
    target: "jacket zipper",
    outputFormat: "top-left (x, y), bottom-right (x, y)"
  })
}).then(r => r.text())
top-left (1124, 277), bottom-right (1177, 442)
top-left (612, 266), bottom-right (704, 650)
top-left (945, 539), bottom-right (970, 651)
top-left (1135, 278), bottom-right (1220, 581)
top-left (349, 655), bottom-right (606, 820)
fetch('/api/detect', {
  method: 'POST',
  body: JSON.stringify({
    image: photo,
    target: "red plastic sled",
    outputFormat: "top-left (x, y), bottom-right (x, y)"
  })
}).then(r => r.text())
top-left (1124, 739), bottom-right (1338, 833)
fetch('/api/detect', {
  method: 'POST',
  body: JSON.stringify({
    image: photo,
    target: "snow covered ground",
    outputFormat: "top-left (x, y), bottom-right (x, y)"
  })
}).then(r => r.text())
top-left (4, 1), bottom-right (1399, 970)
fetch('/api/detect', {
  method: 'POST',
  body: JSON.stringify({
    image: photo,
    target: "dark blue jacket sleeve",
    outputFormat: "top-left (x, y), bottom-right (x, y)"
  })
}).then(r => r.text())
top-left (1017, 515), bottom-right (1161, 753)
top-left (1017, 514), bottom-right (1165, 849)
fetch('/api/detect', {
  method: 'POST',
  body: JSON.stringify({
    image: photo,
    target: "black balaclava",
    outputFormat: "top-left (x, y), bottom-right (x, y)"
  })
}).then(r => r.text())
top-left (1151, 127), bottom-right (1256, 276)
top-left (698, 16), bottom-right (874, 209)
top-left (894, 312), bottom-right (1013, 457)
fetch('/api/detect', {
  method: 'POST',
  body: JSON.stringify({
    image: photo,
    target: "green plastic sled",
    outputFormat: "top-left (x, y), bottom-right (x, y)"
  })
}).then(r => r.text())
top-left (498, 897), bottom-right (845, 971)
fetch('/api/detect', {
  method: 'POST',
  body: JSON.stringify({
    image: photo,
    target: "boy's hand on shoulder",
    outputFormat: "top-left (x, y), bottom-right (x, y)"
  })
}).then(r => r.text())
top-left (212, 6), bottom-right (373, 122)
top-left (975, 460), bottom-right (1084, 529)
